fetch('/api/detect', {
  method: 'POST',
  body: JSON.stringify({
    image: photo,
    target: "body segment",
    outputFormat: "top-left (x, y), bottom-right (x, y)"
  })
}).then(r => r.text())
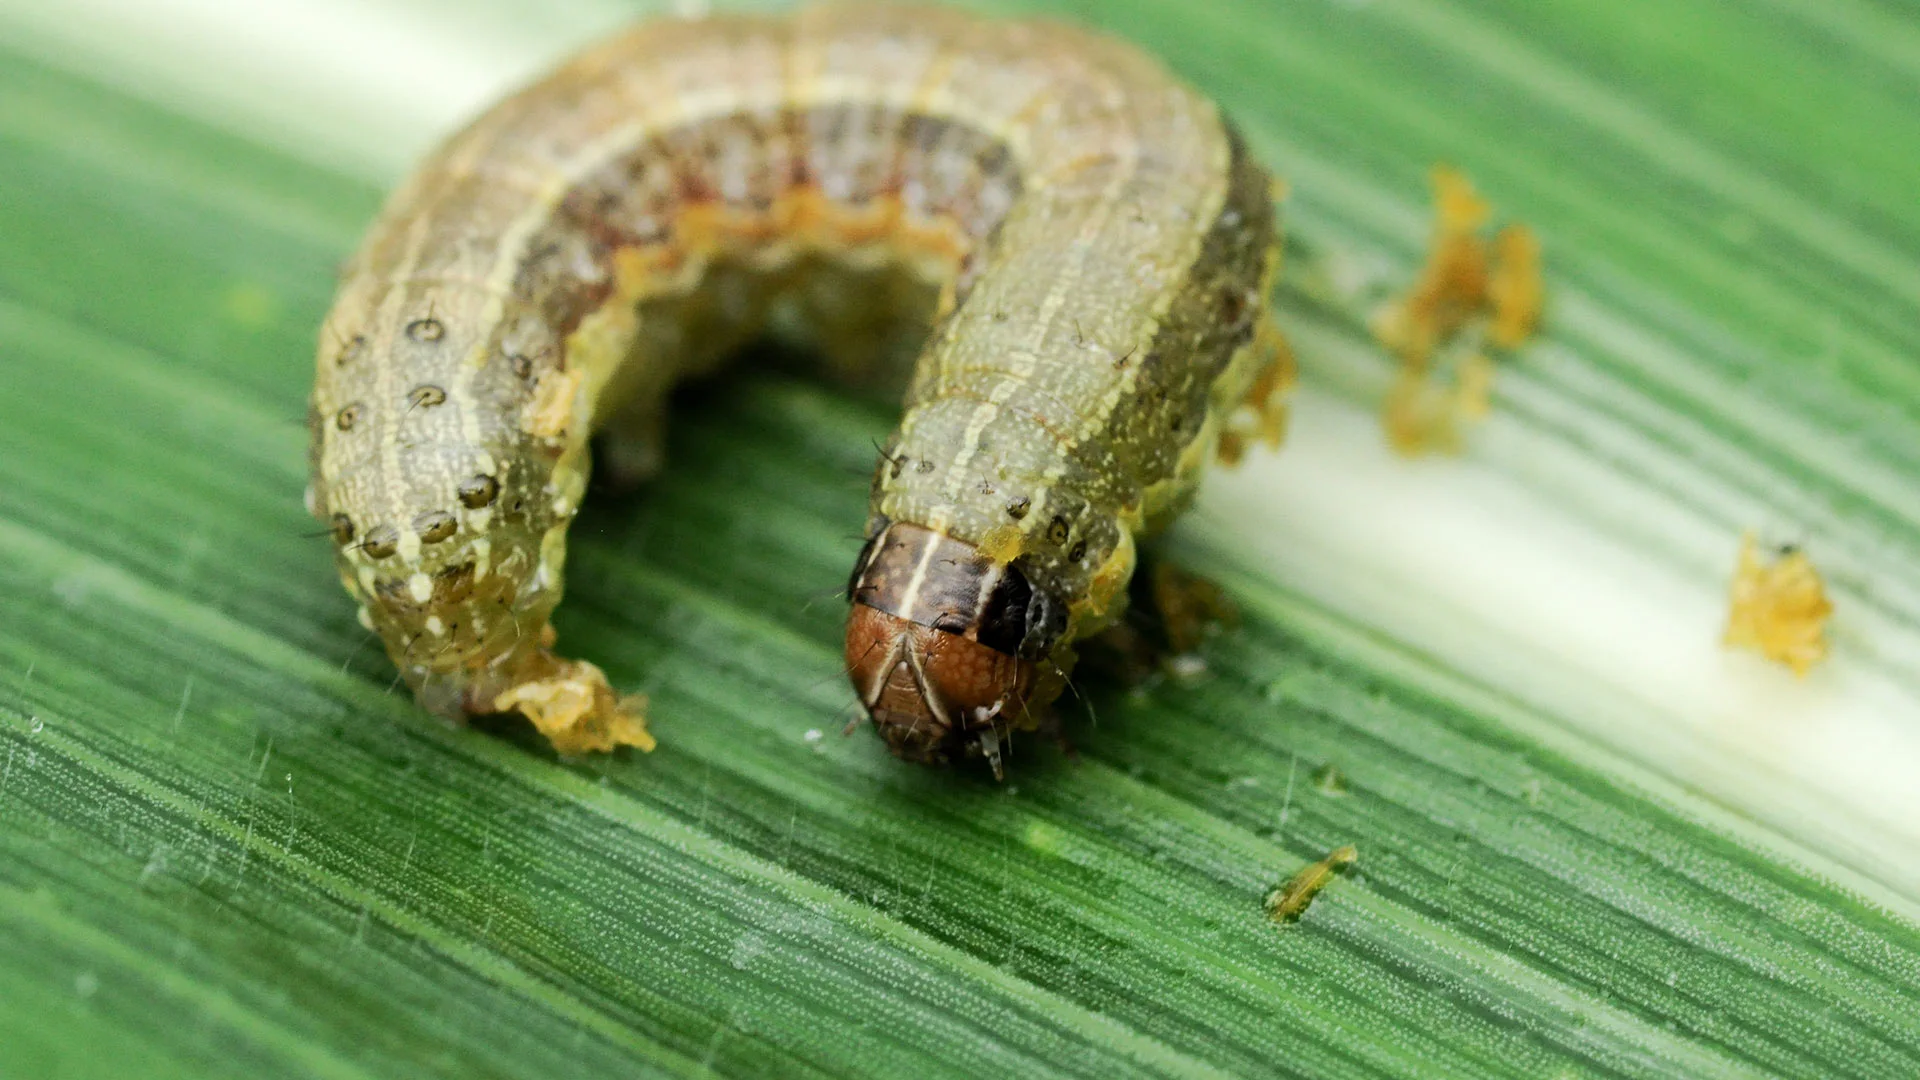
top-left (309, 4), bottom-right (1284, 761)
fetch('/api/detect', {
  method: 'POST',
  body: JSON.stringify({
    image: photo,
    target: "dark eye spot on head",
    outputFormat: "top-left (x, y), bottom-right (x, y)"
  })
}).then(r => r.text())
top-left (408, 384), bottom-right (448, 409)
top-left (361, 525), bottom-right (399, 560)
top-left (413, 510), bottom-right (457, 544)
top-left (334, 403), bottom-right (363, 431)
top-left (1005, 497), bottom-right (1030, 520)
top-left (1047, 516), bottom-right (1070, 545)
top-left (406, 316), bottom-right (446, 343)
top-left (329, 513), bottom-right (355, 545)
top-left (889, 457), bottom-right (905, 479)
top-left (1069, 540), bottom-right (1088, 562)
top-left (509, 353), bottom-right (535, 380)
top-left (458, 474), bottom-right (500, 509)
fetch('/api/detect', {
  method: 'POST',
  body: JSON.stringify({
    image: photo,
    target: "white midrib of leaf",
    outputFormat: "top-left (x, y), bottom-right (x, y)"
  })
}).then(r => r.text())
top-left (6, 0), bottom-right (1916, 915)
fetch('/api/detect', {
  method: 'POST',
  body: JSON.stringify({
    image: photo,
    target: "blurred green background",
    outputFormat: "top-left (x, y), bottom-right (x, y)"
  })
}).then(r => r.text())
top-left (2, 0), bottom-right (1918, 1076)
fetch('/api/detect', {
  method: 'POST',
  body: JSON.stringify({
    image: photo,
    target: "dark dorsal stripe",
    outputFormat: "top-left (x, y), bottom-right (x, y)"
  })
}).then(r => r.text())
top-left (506, 103), bottom-right (1026, 338)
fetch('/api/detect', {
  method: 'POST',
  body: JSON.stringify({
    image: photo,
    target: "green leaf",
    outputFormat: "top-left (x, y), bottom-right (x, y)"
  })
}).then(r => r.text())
top-left (4, 1), bottom-right (1918, 1077)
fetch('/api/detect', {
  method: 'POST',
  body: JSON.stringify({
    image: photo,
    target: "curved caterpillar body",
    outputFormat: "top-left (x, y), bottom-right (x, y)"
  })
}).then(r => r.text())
top-left (308, 3), bottom-right (1286, 763)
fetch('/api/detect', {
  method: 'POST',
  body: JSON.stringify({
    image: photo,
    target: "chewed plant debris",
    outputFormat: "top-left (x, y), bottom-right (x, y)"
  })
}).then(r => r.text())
top-left (1266, 844), bottom-right (1359, 924)
top-left (1372, 165), bottom-right (1543, 455)
top-left (1724, 531), bottom-right (1834, 676)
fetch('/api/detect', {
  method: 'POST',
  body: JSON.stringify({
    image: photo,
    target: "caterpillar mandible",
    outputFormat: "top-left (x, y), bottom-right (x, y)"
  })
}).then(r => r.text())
top-left (308, 3), bottom-right (1288, 765)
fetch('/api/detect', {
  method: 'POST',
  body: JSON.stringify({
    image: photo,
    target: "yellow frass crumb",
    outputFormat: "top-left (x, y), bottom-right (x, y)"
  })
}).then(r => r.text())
top-left (523, 367), bottom-right (584, 440)
top-left (488, 624), bottom-right (656, 754)
top-left (1724, 532), bottom-right (1833, 676)
top-left (1488, 224), bottom-right (1544, 349)
top-left (1265, 844), bottom-right (1359, 924)
top-left (1150, 562), bottom-right (1239, 657)
top-left (1372, 166), bottom-right (1543, 455)
top-left (1382, 352), bottom-right (1498, 455)
top-left (1220, 316), bottom-right (1298, 467)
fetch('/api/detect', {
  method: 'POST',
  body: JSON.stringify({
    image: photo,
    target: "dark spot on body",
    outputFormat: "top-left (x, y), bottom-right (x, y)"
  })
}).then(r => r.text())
top-left (413, 510), bottom-right (457, 544)
top-left (361, 525), bottom-right (399, 560)
top-left (1069, 540), bottom-right (1088, 562)
top-left (373, 575), bottom-right (417, 609)
top-left (336, 334), bottom-right (366, 367)
top-left (408, 384), bottom-right (447, 409)
top-left (406, 317), bottom-right (446, 343)
top-left (977, 480), bottom-right (996, 496)
top-left (1005, 497), bottom-right (1030, 520)
top-left (334, 403), bottom-right (363, 431)
top-left (434, 561), bottom-right (477, 604)
top-left (458, 474), bottom-right (500, 509)
top-left (329, 513), bottom-right (355, 545)
top-left (509, 353), bottom-right (535, 380)
top-left (915, 458), bottom-right (935, 474)
top-left (1047, 516), bottom-right (1070, 545)
top-left (1219, 286), bottom-right (1251, 327)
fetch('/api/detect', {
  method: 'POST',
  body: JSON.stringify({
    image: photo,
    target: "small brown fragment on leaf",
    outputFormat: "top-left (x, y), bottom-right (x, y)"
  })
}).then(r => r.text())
top-left (1724, 531), bottom-right (1833, 676)
top-left (1151, 562), bottom-right (1238, 658)
top-left (1266, 844), bottom-right (1358, 924)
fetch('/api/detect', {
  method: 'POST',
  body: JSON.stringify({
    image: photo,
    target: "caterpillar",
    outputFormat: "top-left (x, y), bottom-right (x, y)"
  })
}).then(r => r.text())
top-left (308, 3), bottom-right (1287, 767)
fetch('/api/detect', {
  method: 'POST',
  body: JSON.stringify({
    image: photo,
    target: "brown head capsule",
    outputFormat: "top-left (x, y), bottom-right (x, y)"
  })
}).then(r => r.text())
top-left (845, 523), bottom-right (1065, 778)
